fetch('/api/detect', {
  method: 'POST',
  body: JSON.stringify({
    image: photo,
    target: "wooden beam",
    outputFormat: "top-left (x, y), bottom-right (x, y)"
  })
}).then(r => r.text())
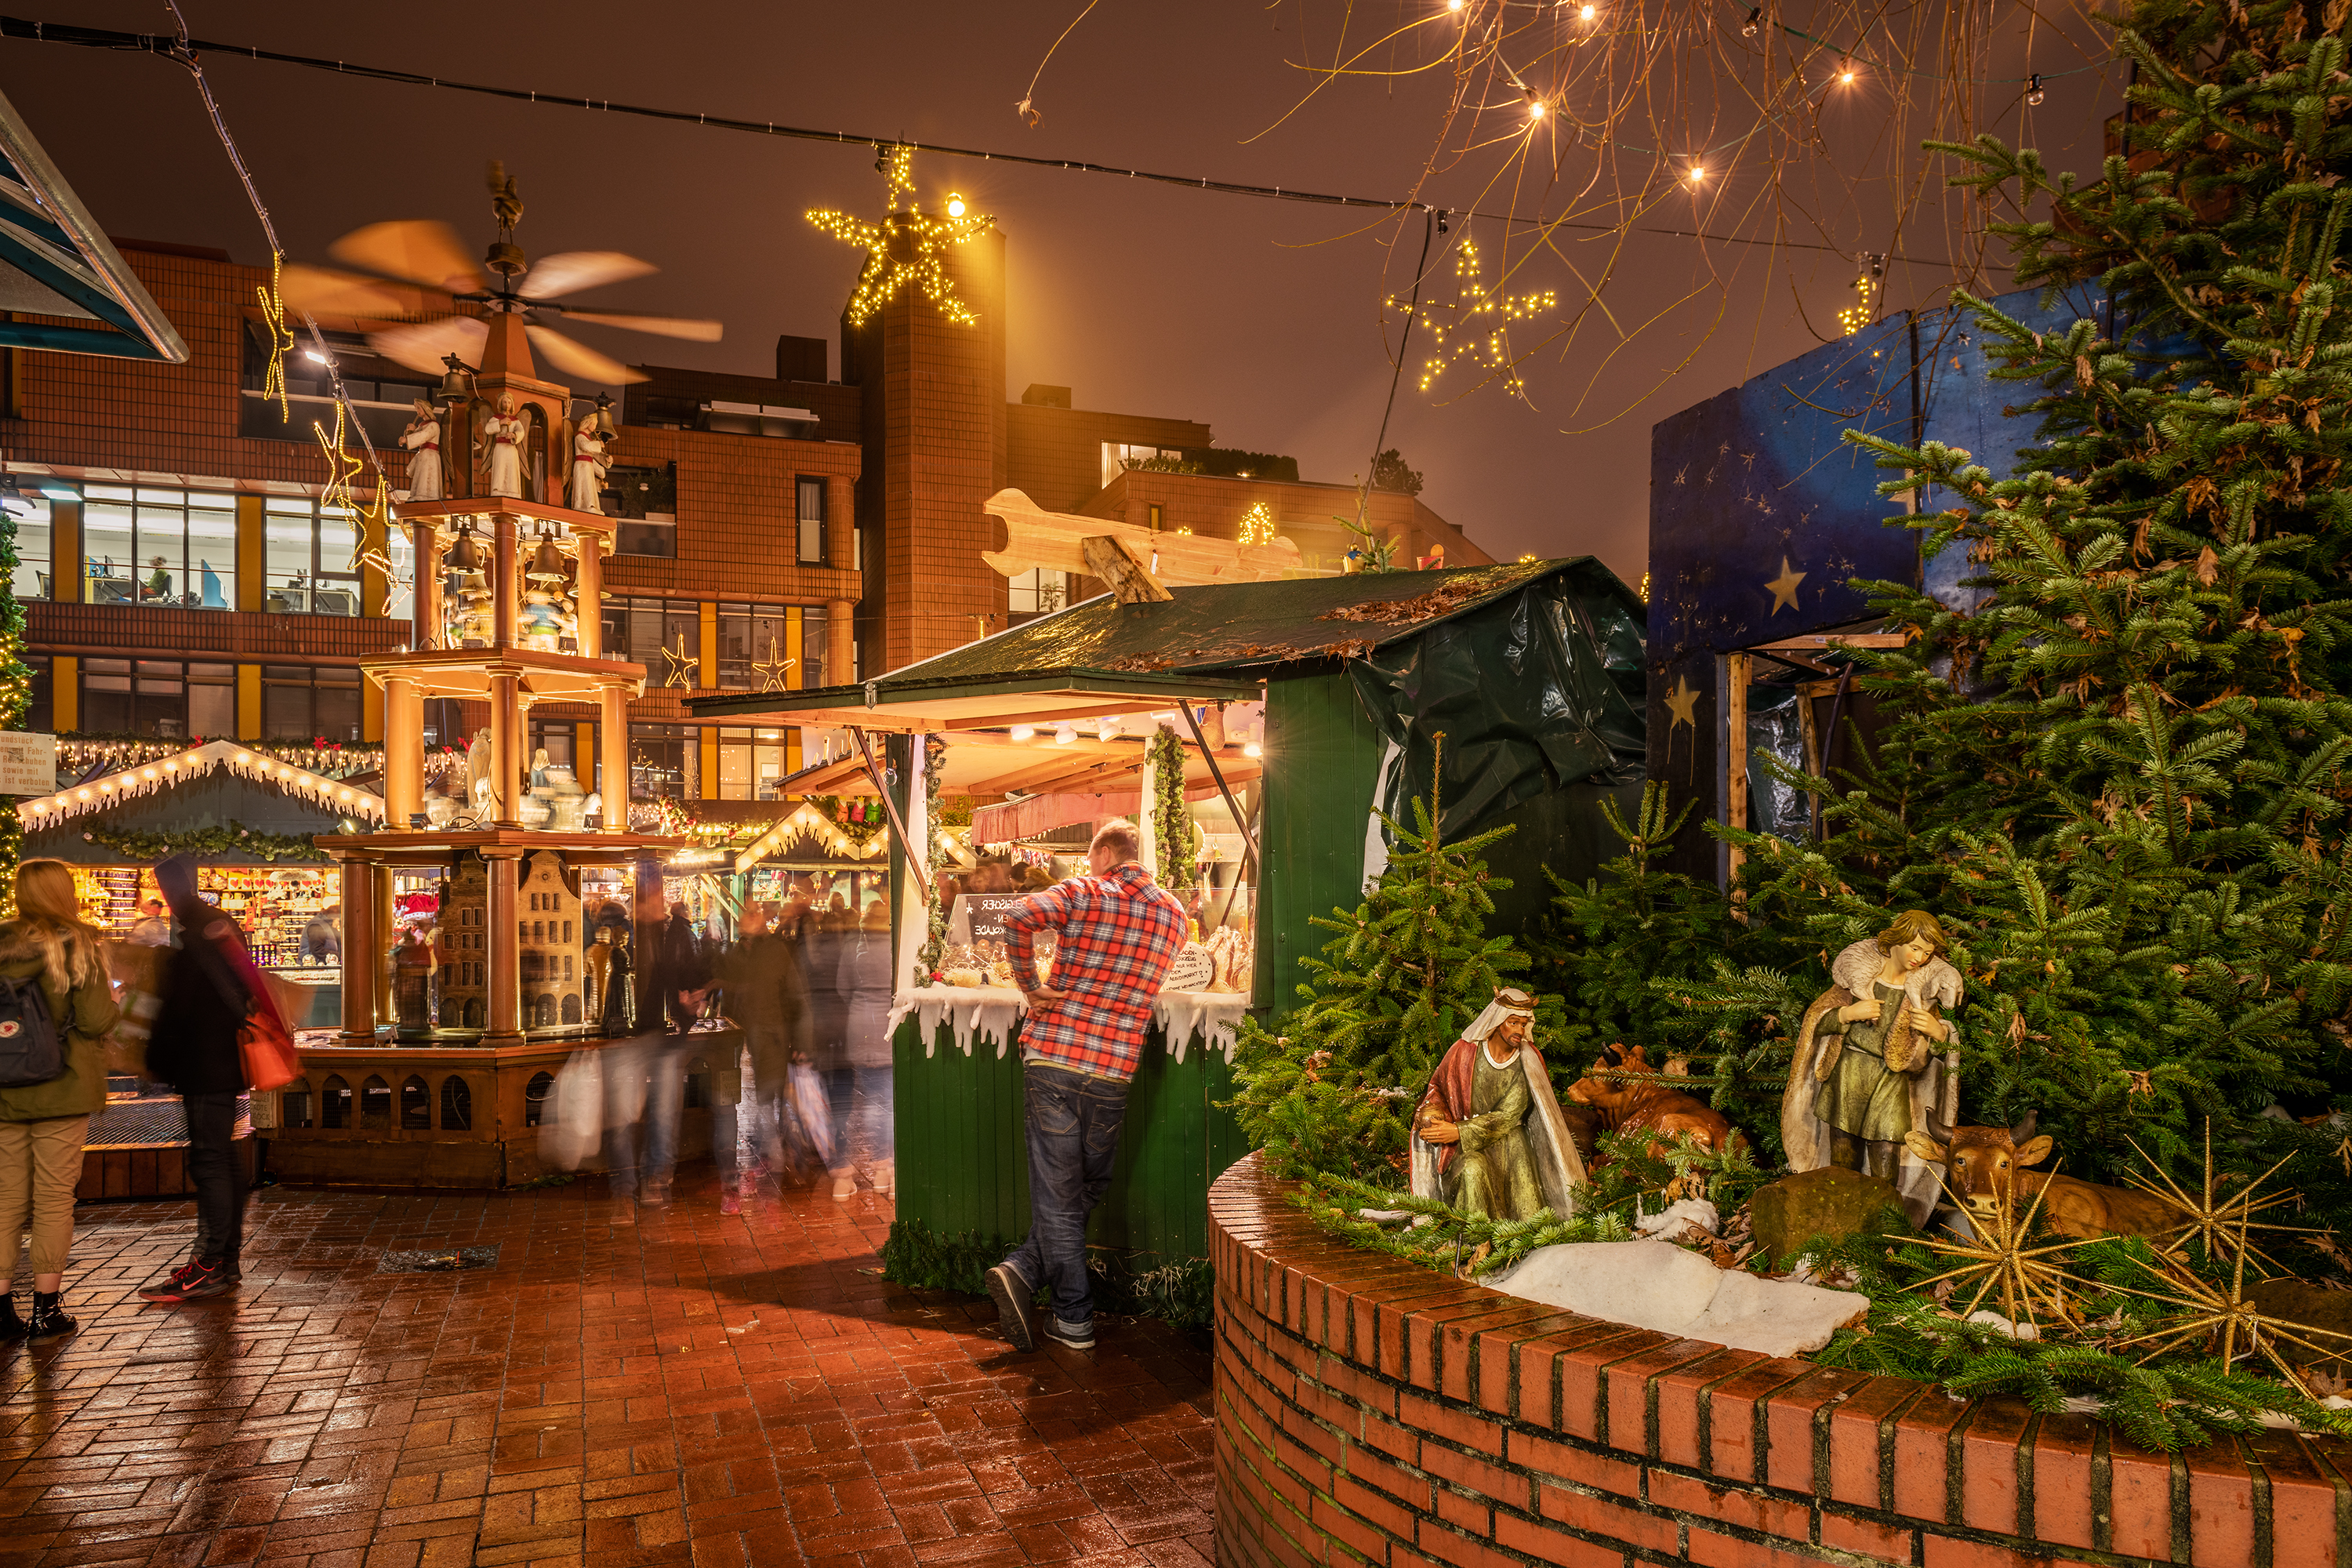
top-left (1726, 652), bottom-right (1750, 891)
top-left (1745, 632), bottom-right (1907, 652)
top-left (1082, 535), bottom-right (1174, 604)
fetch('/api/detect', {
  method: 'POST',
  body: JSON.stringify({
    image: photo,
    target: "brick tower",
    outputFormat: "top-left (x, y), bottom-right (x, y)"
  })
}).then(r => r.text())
top-left (844, 227), bottom-right (1009, 672)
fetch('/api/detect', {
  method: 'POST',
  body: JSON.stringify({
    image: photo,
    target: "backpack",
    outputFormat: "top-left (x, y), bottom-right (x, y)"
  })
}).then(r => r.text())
top-left (0, 974), bottom-right (64, 1088)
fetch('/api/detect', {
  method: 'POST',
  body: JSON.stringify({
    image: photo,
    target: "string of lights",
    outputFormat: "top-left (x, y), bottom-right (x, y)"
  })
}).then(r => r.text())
top-left (0, 13), bottom-right (1960, 270)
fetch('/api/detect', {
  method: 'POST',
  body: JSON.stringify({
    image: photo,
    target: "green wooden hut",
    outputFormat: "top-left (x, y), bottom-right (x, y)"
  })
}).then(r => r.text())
top-left (684, 557), bottom-right (1645, 1278)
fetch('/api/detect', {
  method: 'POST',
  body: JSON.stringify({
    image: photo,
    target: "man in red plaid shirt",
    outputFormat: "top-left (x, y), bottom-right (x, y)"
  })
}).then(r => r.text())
top-left (986, 818), bottom-right (1186, 1352)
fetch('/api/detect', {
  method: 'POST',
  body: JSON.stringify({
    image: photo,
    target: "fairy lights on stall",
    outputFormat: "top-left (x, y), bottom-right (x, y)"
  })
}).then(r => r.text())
top-left (16, 739), bottom-right (389, 830)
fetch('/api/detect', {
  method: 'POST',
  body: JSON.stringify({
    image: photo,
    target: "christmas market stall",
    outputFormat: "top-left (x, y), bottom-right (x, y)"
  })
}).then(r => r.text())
top-left (18, 738), bottom-right (389, 1027)
top-left (685, 554), bottom-right (1645, 1282)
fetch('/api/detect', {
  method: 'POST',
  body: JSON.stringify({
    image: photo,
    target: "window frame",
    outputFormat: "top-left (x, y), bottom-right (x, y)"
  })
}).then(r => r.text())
top-left (78, 484), bottom-right (237, 612)
top-left (796, 476), bottom-right (828, 564)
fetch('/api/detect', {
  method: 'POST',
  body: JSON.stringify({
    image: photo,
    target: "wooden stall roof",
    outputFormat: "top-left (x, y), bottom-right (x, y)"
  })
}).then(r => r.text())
top-left (779, 730), bottom-right (1261, 802)
top-left (684, 557), bottom-right (1610, 735)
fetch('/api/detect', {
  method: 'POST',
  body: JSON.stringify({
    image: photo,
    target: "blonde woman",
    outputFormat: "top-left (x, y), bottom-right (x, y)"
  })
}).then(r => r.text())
top-left (0, 859), bottom-right (122, 1340)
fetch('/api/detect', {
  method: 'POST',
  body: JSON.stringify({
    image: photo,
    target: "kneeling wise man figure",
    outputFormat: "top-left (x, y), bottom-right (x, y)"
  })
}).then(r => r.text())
top-left (986, 818), bottom-right (1186, 1352)
top-left (1409, 986), bottom-right (1586, 1221)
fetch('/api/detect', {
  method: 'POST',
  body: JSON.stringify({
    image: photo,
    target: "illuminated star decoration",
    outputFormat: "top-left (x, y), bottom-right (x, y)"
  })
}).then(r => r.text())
top-left (313, 400), bottom-right (365, 520)
top-left (1664, 675), bottom-right (1700, 731)
top-left (1237, 503), bottom-right (1276, 546)
top-left (751, 637), bottom-right (795, 693)
top-left (256, 253), bottom-right (298, 422)
top-left (1388, 234), bottom-right (1556, 402)
top-left (1766, 556), bottom-right (1807, 615)
top-left (660, 635), bottom-right (696, 689)
top-left (1838, 263), bottom-right (1879, 336)
top-left (807, 146), bottom-right (994, 328)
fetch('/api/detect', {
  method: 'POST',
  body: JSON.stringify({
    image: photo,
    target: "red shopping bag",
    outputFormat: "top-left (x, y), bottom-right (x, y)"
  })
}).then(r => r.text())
top-left (223, 940), bottom-right (301, 1091)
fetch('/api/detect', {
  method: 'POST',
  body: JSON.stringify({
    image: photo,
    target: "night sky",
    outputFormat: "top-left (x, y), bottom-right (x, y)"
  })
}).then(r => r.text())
top-left (4, 2), bottom-right (2118, 583)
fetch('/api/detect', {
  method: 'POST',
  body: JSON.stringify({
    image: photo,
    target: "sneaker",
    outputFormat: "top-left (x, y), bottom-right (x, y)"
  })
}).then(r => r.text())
top-left (1046, 1317), bottom-right (1095, 1352)
top-left (738, 1171), bottom-right (759, 1199)
top-left (140, 1260), bottom-right (236, 1303)
top-left (984, 1262), bottom-right (1039, 1353)
top-left (830, 1174), bottom-right (857, 1200)
top-left (136, 1261), bottom-right (206, 1302)
top-left (870, 1161), bottom-right (895, 1196)
top-left (720, 1192), bottom-right (742, 1216)
top-left (641, 1179), bottom-right (670, 1208)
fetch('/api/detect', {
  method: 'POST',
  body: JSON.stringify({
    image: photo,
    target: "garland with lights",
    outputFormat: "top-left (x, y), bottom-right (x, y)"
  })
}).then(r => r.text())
top-left (54, 735), bottom-right (405, 781)
top-left (0, 507), bottom-right (32, 909)
top-left (77, 819), bottom-right (329, 865)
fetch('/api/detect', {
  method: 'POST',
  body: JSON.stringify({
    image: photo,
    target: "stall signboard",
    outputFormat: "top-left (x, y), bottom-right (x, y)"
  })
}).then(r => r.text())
top-left (949, 894), bottom-right (1029, 946)
top-left (0, 731), bottom-right (55, 795)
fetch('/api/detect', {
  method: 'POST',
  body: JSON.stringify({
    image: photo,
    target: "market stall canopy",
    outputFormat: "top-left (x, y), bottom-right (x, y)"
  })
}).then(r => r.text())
top-left (20, 739), bottom-right (387, 831)
top-left (685, 557), bottom-right (1617, 737)
top-left (19, 742), bottom-right (387, 866)
top-left (0, 86), bottom-right (187, 361)
top-left (980, 488), bottom-right (1301, 586)
top-left (772, 728), bottom-right (1261, 804)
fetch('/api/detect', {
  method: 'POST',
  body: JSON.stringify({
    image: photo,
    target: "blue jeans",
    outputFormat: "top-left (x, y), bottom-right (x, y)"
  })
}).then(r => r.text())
top-left (1004, 1061), bottom-right (1129, 1333)
top-left (183, 1092), bottom-right (244, 1266)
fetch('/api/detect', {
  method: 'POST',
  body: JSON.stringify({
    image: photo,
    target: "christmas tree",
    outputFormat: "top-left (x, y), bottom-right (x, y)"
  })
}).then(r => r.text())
top-left (1692, 0), bottom-right (2352, 1200)
top-left (1230, 739), bottom-right (1530, 1181)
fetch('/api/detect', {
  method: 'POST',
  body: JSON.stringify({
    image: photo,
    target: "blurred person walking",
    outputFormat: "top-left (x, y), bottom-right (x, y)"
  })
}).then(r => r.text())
top-left (140, 853), bottom-right (258, 1302)
top-left (715, 899), bottom-right (797, 1213)
top-left (0, 859), bottom-right (121, 1339)
top-left (833, 900), bottom-right (895, 1198)
top-left (636, 898), bottom-right (713, 1206)
top-left (985, 820), bottom-right (1185, 1352)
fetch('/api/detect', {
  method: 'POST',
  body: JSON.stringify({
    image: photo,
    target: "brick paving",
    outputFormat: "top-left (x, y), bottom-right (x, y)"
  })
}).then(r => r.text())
top-left (0, 1171), bottom-right (1215, 1568)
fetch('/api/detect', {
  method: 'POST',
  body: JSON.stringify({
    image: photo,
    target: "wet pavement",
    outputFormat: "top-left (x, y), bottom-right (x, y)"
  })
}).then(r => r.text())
top-left (0, 1172), bottom-right (1216, 1568)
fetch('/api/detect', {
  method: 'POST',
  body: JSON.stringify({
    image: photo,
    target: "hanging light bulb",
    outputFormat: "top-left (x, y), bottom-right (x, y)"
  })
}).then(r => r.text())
top-left (1838, 62), bottom-right (1857, 84)
top-left (1578, 2), bottom-right (1595, 17)
top-left (2026, 72), bottom-right (2045, 106)
top-left (945, 193), bottom-right (967, 219)
top-left (1096, 717), bottom-right (1121, 742)
top-left (1526, 91), bottom-right (1548, 118)
top-left (1446, 0), bottom-right (1464, 9)
top-left (1741, 5), bottom-right (1760, 34)
top-left (1688, 164), bottom-right (1707, 183)
top-left (1054, 724), bottom-right (1077, 746)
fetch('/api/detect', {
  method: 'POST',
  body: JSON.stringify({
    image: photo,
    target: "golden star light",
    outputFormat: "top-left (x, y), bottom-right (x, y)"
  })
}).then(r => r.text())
top-left (256, 252), bottom-right (297, 421)
top-left (751, 637), bottom-right (794, 693)
top-left (1389, 235), bottom-right (1555, 401)
top-left (808, 146), bottom-right (995, 328)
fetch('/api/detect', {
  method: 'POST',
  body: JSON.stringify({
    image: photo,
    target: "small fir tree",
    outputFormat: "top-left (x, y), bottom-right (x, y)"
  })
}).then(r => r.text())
top-left (1230, 740), bottom-right (1529, 1181)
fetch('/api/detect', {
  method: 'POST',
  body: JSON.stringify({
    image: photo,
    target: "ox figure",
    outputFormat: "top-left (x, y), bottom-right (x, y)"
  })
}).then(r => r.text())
top-left (1782, 910), bottom-right (1963, 1227)
top-left (1903, 1117), bottom-right (2182, 1239)
top-left (1565, 1042), bottom-right (1744, 1161)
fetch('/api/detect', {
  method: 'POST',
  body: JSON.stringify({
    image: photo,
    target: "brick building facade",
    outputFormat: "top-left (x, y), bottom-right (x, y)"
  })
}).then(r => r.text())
top-left (4, 230), bottom-right (1494, 808)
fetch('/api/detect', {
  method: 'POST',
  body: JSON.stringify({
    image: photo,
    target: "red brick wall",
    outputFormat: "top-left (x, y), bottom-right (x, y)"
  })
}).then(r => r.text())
top-left (1210, 1151), bottom-right (2344, 1568)
top-left (597, 424), bottom-right (859, 608)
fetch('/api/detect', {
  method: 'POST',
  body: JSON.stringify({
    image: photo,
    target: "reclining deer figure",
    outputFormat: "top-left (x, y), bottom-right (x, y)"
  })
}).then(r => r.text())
top-left (1902, 1116), bottom-right (2180, 1240)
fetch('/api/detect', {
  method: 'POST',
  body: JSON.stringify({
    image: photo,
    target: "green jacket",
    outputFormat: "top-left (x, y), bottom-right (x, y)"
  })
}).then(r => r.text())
top-left (0, 921), bottom-right (121, 1122)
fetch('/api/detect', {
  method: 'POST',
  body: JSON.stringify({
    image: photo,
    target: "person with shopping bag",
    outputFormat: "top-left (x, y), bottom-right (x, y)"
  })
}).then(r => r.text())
top-left (0, 858), bottom-right (122, 1341)
top-left (137, 854), bottom-right (270, 1303)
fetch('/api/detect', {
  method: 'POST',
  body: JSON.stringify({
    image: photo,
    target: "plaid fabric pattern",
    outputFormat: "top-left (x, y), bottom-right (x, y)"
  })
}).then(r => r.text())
top-left (1007, 863), bottom-right (1189, 1081)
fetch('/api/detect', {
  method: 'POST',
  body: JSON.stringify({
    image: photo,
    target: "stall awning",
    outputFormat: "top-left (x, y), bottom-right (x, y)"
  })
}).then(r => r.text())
top-left (779, 729), bottom-right (1259, 803)
top-left (0, 86), bottom-right (186, 361)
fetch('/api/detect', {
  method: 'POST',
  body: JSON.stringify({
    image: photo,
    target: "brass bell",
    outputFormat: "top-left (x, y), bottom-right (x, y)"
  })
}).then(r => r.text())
top-left (448, 524), bottom-right (484, 574)
top-left (529, 535), bottom-right (567, 584)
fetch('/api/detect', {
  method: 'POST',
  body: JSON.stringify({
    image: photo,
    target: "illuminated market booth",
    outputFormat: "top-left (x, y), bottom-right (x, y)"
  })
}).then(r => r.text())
top-left (686, 554), bottom-right (1646, 1277)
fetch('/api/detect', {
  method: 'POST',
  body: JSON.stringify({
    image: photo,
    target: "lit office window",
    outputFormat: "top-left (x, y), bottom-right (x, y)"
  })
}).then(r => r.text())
top-left (5, 495), bottom-right (51, 601)
top-left (262, 497), bottom-right (363, 615)
top-left (81, 485), bottom-right (234, 609)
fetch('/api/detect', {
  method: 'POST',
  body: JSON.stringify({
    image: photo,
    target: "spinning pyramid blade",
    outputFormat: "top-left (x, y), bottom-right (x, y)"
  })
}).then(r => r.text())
top-left (518, 250), bottom-right (657, 299)
top-left (330, 220), bottom-right (488, 292)
top-left (557, 307), bottom-right (724, 342)
top-left (524, 325), bottom-right (647, 385)
top-left (367, 316), bottom-right (488, 376)
top-left (278, 264), bottom-right (440, 318)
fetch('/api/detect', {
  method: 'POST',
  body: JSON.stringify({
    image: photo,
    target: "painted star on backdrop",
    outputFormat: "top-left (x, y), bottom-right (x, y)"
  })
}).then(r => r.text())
top-left (1664, 676), bottom-right (1700, 731)
top-left (1766, 556), bottom-right (1807, 615)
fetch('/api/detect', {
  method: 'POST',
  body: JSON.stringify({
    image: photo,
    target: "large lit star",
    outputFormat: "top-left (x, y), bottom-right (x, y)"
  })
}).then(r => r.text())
top-left (808, 146), bottom-right (994, 328)
top-left (751, 637), bottom-right (795, 693)
top-left (1388, 233), bottom-right (1556, 404)
top-left (1664, 675), bottom-right (1700, 731)
top-left (1765, 556), bottom-right (1807, 615)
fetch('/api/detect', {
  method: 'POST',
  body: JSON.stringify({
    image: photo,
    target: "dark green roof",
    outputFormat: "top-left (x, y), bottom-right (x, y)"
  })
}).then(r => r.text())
top-left (688, 557), bottom-right (1638, 724)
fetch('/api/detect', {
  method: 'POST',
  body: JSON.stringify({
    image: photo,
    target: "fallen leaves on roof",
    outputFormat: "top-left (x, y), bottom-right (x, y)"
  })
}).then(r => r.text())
top-left (1317, 564), bottom-right (1545, 626)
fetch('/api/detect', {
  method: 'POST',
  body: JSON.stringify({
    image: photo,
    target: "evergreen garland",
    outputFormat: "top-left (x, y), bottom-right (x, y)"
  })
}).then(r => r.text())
top-left (75, 820), bottom-right (333, 864)
top-left (0, 506), bottom-right (29, 910)
top-left (1148, 724), bottom-right (1200, 892)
